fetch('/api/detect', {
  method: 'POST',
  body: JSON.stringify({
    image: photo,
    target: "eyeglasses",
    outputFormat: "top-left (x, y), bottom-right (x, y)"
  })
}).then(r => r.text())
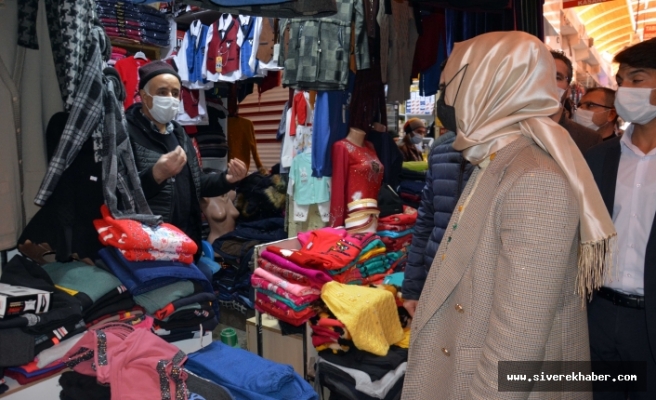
top-left (577, 101), bottom-right (613, 111)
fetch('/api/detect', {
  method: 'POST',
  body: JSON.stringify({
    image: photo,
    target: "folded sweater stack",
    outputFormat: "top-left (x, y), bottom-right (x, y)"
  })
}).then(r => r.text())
top-left (252, 251), bottom-right (332, 326)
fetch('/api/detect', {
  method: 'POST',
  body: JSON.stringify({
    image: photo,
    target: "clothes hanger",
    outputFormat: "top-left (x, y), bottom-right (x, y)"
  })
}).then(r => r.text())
top-left (134, 45), bottom-right (147, 60)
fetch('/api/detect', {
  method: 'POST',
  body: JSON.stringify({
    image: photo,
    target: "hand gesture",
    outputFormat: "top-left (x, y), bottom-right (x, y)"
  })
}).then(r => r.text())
top-left (403, 299), bottom-right (418, 317)
top-left (153, 146), bottom-right (187, 184)
top-left (226, 159), bottom-right (248, 184)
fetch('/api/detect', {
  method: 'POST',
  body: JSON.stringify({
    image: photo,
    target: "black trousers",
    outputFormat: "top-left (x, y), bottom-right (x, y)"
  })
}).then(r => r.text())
top-left (588, 294), bottom-right (656, 399)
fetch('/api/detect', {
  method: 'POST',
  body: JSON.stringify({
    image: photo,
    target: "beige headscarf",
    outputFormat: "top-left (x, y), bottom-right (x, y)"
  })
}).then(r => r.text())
top-left (442, 31), bottom-right (615, 300)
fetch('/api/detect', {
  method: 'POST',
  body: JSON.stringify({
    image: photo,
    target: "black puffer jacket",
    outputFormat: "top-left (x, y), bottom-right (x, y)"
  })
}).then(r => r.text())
top-left (125, 104), bottom-right (233, 250)
top-left (402, 132), bottom-right (474, 300)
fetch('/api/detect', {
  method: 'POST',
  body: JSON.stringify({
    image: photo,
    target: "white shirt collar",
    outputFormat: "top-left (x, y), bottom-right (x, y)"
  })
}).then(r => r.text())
top-left (620, 124), bottom-right (656, 157)
top-left (219, 14), bottom-right (233, 33)
top-left (189, 20), bottom-right (202, 37)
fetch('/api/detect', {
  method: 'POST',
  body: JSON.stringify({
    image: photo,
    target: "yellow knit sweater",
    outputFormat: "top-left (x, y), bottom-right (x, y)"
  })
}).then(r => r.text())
top-left (227, 116), bottom-right (263, 170)
top-left (321, 281), bottom-right (404, 356)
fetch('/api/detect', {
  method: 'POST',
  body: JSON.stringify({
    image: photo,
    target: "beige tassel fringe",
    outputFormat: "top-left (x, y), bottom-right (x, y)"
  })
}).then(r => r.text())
top-left (576, 234), bottom-right (617, 305)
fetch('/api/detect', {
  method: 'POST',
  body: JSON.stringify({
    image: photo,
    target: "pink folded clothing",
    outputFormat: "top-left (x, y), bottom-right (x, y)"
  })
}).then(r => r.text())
top-left (250, 276), bottom-right (320, 307)
top-left (63, 323), bottom-right (188, 400)
top-left (297, 227), bottom-right (346, 250)
top-left (94, 205), bottom-right (196, 263)
top-left (258, 258), bottom-right (313, 287)
top-left (253, 268), bottom-right (321, 297)
top-left (255, 294), bottom-right (315, 326)
top-left (260, 250), bottom-right (332, 288)
top-left (268, 229), bottom-right (372, 271)
top-left (256, 291), bottom-right (293, 311)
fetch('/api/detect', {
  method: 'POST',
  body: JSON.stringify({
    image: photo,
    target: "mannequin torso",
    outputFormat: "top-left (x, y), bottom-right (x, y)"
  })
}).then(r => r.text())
top-left (200, 191), bottom-right (240, 245)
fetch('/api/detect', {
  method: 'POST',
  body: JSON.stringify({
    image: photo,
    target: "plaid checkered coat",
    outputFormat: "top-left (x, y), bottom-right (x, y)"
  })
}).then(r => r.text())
top-left (281, 0), bottom-right (369, 91)
top-left (402, 137), bottom-right (591, 399)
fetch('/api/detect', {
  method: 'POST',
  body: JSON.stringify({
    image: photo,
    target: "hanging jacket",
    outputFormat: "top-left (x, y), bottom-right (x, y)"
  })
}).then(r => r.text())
top-left (282, 0), bottom-right (369, 91)
top-left (207, 14), bottom-right (240, 76)
top-left (401, 132), bottom-right (474, 300)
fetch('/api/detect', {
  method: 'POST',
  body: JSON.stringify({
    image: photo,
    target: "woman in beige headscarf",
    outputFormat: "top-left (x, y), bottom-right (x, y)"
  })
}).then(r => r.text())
top-left (401, 31), bottom-right (615, 399)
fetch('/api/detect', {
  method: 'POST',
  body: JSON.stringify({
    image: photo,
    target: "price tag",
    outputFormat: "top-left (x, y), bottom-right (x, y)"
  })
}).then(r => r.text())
top-left (216, 56), bottom-right (223, 73)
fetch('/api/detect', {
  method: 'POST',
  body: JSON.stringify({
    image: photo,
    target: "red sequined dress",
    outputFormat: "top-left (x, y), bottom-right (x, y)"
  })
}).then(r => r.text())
top-left (329, 139), bottom-right (384, 227)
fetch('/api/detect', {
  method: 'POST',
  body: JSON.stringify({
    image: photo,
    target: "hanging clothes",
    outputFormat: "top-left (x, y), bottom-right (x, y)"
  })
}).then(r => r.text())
top-left (177, 87), bottom-right (209, 126)
top-left (179, 0), bottom-right (338, 19)
top-left (378, 0), bottom-right (418, 103)
top-left (419, 12), bottom-right (448, 97)
top-left (227, 116), bottom-right (263, 171)
top-left (251, 17), bottom-right (282, 72)
top-left (411, 12), bottom-right (445, 78)
top-left (34, 23), bottom-right (106, 208)
top-left (206, 14), bottom-right (243, 83)
top-left (239, 16), bottom-right (259, 78)
top-left (175, 20), bottom-right (212, 89)
top-left (1, 0), bottom-right (63, 251)
top-left (17, 0), bottom-right (96, 109)
top-left (114, 55), bottom-right (151, 109)
top-left (348, 14), bottom-right (386, 134)
top-left (282, 0), bottom-right (369, 91)
top-left (311, 73), bottom-right (354, 178)
top-left (288, 152), bottom-right (331, 223)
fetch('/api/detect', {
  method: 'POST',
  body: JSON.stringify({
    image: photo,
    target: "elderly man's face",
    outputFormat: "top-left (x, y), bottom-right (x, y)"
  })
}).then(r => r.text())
top-left (141, 73), bottom-right (181, 111)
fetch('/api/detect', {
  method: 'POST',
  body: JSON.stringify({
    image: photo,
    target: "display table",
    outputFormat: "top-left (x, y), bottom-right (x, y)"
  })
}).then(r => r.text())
top-left (0, 332), bottom-right (212, 399)
top-left (245, 314), bottom-right (317, 380)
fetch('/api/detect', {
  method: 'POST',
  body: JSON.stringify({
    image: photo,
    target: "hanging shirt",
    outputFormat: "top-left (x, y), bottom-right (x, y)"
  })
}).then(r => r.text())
top-left (280, 107), bottom-right (295, 169)
top-left (329, 139), bottom-right (384, 227)
top-left (114, 56), bottom-right (150, 109)
top-left (288, 152), bottom-right (331, 222)
top-left (289, 152), bottom-right (328, 207)
top-left (175, 20), bottom-right (212, 89)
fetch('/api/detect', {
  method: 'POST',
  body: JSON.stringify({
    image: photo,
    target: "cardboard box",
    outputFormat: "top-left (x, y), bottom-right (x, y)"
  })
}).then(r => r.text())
top-left (0, 283), bottom-right (51, 319)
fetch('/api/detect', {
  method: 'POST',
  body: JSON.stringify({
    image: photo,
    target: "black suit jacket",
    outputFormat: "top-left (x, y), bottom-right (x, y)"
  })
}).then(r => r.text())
top-left (585, 137), bottom-right (656, 362)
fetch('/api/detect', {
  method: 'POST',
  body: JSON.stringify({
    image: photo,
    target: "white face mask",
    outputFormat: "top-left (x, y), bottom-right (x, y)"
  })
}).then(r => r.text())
top-left (557, 87), bottom-right (567, 102)
top-left (573, 108), bottom-right (607, 131)
top-left (146, 93), bottom-right (180, 124)
top-left (614, 87), bottom-right (656, 125)
top-left (411, 133), bottom-right (423, 144)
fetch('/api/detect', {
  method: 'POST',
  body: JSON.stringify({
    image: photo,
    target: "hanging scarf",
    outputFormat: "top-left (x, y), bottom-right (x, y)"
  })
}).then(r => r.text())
top-left (442, 31), bottom-right (615, 301)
